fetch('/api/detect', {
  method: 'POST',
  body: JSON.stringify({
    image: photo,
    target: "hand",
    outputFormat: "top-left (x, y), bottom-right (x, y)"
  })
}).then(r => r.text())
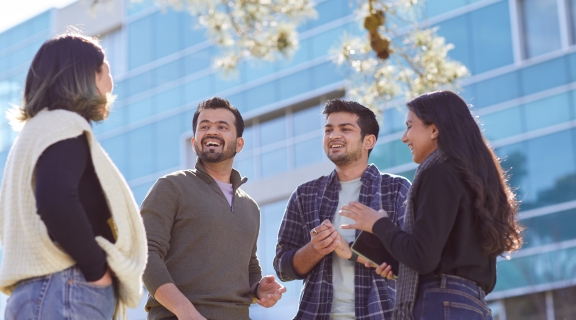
top-left (321, 221), bottom-right (353, 260)
top-left (88, 268), bottom-right (113, 287)
top-left (255, 275), bottom-right (287, 308)
top-left (309, 219), bottom-right (338, 255)
top-left (365, 261), bottom-right (395, 280)
top-left (339, 202), bottom-right (388, 233)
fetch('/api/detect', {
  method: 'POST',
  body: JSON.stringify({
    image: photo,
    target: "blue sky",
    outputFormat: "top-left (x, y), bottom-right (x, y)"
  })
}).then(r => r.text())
top-left (0, 0), bottom-right (76, 33)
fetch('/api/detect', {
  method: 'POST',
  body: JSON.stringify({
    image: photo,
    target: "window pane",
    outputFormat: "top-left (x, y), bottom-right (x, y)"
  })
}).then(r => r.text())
top-left (524, 92), bottom-right (571, 131)
top-left (127, 70), bottom-right (155, 97)
top-left (481, 106), bottom-right (523, 141)
top-left (553, 286), bottom-right (576, 319)
top-left (156, 60), bottom-right (182, 85)
top-left (521, 57), bottom-right (569, 96)
top-left (525, 130), bottom-right (576, 209)
top-left (522, 0), bottom-right (561, 58)
top-left (154, 10), bottom-right (182, 59)
top-left (474, 71), bottom-right (520, 108)
top-left (278, 70), bottom-right (312, 100)
top-left (470, 2), bottom-right (514, 73)
top-left (131, 181), bottom-right (154, 206)
top-left (260, 116), bottom-right (286, 146)
top-left (370, 141), bottom-right (392, 169)
top-left (242, 126), bottom-right (254, 151)
top-left (127, 125), bottom-right (155, 180)
top-left (312, 61), bottom-right (344, 89)
top-left (244, 82), bottom-right (276, 113)
top-left (294, 137), bottom-right (323, 168)
top-left (156, 115), bottom-right (182, 171)
top-left (496, 143), bottom-right (530, 204)
top-left (155, 86), bottom-right (182, 113)
top-left (128, 16), bottom-right (154, 69)
top-left (126, 98), bottom-right (154, 123)
top-left (505, 292), bottom-right (547, 320)
top-left (183, 76), bottom-right (214, 104)
top-left (382, 106), bottom-right (407, 136)
top-left (299, 0), bottom-right (349, 31)
top-left (183, 15), bottom-right (207, 48)
top-left (392, 139), bottom-right (412, 167)
top-left (261, 148), bottom-right (288, 178)
top-left (100, 135), bottom-right (127, 175)
top-left (521, 209), bottom-right (576, 249)
top-left (184, 47), bottom-right (213, 76)
top-left (293, 105), bottom-right (322, 136)
top-left (234, 156), bottom-right (255, 180)
top-left (425, 0), bottom-right (467, 18)
top-left (436, 16), bottom-right (471, 72)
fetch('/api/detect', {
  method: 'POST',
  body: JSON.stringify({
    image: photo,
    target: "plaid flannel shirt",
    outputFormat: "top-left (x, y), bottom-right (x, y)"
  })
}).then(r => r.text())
top-left (273, 164), bottom-right (411, 320)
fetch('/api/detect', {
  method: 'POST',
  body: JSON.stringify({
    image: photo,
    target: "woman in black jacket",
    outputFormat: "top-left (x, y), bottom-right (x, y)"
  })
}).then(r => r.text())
top-left (340, 91), bottom-right (523, 320)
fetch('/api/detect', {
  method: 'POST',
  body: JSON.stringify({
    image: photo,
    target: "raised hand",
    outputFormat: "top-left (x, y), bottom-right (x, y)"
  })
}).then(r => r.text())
top-left (339, 202), bottom-right (389, 233)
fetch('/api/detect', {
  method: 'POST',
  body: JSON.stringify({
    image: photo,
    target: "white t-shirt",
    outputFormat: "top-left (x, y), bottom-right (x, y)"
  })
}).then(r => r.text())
top-left (330, 178), bottom-right (362, 319)
top-left (214, 179), bottom-right (233, 207)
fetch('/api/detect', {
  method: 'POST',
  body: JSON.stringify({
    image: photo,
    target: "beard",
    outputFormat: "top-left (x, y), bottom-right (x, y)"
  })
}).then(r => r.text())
top-left (325, 141), bottom-right (363, 166)
top-left (194, 136), bottom-right (237, 163)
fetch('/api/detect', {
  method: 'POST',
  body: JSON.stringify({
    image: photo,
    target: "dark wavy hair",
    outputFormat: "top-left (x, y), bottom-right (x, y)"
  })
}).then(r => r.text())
top-left (11, 32), bottom-right (111, 123)
top-left (407, 91), bottom-right (523, 256)
top-left (322, 99), bottom-right (379, 155)
top-left (192, 97), bottom-right (244, 138)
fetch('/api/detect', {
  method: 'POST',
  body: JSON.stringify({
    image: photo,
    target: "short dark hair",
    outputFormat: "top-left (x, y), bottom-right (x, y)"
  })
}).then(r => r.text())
top-left (322, 99), bottom-right (379, 155)
top-left (13, 32), bottom-right (108, 122)
top-left (192, 97), bottom-right (244, 137)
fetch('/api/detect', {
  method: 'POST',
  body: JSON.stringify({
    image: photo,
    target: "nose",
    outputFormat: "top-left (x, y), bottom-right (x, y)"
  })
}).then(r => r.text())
top-left (401, 130), bottom-right (408, 144)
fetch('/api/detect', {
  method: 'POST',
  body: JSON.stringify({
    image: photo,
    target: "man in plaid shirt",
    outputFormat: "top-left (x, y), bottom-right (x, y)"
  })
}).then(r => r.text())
top-left (273, 99), bottom-right (410, 319)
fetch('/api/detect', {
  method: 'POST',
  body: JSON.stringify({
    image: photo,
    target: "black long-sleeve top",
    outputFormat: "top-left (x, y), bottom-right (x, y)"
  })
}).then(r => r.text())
top-left (373, 161), bottom-right (497, 294)
top-left (34, 133), bottom-right (114, 281)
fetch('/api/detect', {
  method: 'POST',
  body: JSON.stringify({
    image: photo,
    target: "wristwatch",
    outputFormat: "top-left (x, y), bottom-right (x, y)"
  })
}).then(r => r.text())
top-left (348, 242), bottom-right (358, 262)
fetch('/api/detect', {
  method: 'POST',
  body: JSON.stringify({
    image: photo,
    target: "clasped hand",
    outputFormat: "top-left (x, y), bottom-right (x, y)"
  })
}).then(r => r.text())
top-left (255, 275), bottom-right (287, 308)
top-left (309, 219), bottom-right (352, 260)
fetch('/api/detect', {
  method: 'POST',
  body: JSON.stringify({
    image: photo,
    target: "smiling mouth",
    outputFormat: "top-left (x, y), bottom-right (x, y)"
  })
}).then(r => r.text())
top-left (202, 138), bottom-right (224, 148)
top-left (329, 143), bottom-right (345, 150)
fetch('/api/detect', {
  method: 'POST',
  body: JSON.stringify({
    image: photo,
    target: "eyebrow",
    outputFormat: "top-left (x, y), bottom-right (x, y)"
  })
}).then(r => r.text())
top-left (324, 122), bottom-right (357, 128)
top-left (199, 120), bottom-right (230, 126)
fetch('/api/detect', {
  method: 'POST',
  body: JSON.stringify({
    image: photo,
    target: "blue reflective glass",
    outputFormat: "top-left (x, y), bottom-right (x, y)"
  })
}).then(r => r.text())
top-left (396, 169), bottom-right (415, 181)
top-left (242, 126), bottom-right (254, 151)
top-left (155, 86), bottom-right (182, 113)
top-left (524, 93), bottom-right (571, 132)
top-left (225, 92), bottom-right (245, 113)
top-left (30, 12), bottom-right (50, 35)
top-left (100, 135), bottom-right (127, 175)
top-left (312, 61), bottom-right (344, 89)
top-left (435, 15), bottom-right (472, 74)
top-left (474, 71), bottom-right (520, 108)
top-left (0, 55), bottom-right (10, 74)
top-left (525, 130), bottom-right (576, 209)
top-left (156, 60), bottom-right (182, 85)
top-left (522, 0), bottom-right (561, 58)
top-left (293, 105), bottom-right (322, 136)
top-left (521, 209), bottom-right (576, 250)
top-left (183, 15), bottom-right (207, 48)
top-left (183, 47), bottom-right (213, 76)
top-left (234, 156), bottom-right (255, 180)
top-left (371, 141), bottom-right (392, 169)
top-left (154, 10), bottom-right (182, 59)
top-left (127, 70), bottom-right (155, 97)
top-left (214, 72), bottom-right (242, 93)
top-left (128, 16), bottom-right (154, 69)
top-left (382, 106), bottom-right (407, 135)
top-left (496, 142), bottom-right (530, 204)
top-left (114, 80), bottom-right (128, 101)
top-left (294, 137), bottom-right (323, 168)
top-left (183, 76), bottom-right (213, 104)
top-left (470, 1), bottom-right (513, 73)
top-left (260, 116), bottom-right (286, 146)
top-left (181, 109), bottom-right (195, 134)
top-left (393, 139), bottom-right (412, 166)
top-left (521, 57), bottom-right (569, 96)
top-left (127, 0), bottom-right (156, 16)
top-left (244, 82), bottom-right (276, 112)
top-left (425, 0), bottom-right (467, 17)
top-left (126, 98), bottom-right (154, 123)
top-left (242, 60), bottom-right (275, 82)
top-left (127, 125), bottom-right (155, 180)
top-left (277, 37), bottom-right (311, 70)
top-left (278, 70), bottom-right (312, 100)
top-left (311, 26), bottom-right (343, 59)
top-left (0, 149), bottom-right (8, 182)
top-left (131, 181), bottom-right (154, 206)
top-left (156, 115), bottom-right (182, 171)
top-left (261, 148), bottom-right (288, 178)
top-left (95, 107), bottom-right (126, 133)
top-left (299, 0), bottom-right (350, 31)
top-left (480, 106), bottom-right (523, 141)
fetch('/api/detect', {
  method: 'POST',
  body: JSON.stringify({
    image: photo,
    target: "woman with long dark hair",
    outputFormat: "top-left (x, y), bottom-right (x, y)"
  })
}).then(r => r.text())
top-left (340, 90), bottom-right (523, 319)
top-left (0, 33), bottom-right (147, 319)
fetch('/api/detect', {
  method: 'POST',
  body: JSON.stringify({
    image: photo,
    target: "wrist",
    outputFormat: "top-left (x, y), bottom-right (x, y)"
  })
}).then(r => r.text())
top-left (348, 242), bottom-right (358, 262)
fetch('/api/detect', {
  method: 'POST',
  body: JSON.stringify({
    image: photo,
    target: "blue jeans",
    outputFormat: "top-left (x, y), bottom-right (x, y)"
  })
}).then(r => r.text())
top-left (5, 267), bottom-right (116, 320)
top-left (413, 274), bottom-right (493, 320)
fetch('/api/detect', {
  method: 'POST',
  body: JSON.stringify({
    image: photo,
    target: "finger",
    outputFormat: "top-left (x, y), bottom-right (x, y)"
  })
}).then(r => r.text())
top-left (322, 219), bottom-right (332, 226)
top-left (349, 201), bottom-right (367, 209)
top-left (375, 262), bottom-right (389, 274)
top-left (278, 286), bottom-right (287, 293)
top-left (340, 223), bottom-right (359, 230)
top-left (338, 210), bottom-right (356, 219)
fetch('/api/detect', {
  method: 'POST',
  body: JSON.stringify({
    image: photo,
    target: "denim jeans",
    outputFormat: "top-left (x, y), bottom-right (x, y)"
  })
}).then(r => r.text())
top-left (5, 266), bottom-right (116, 320)
top-left (412, 274), bottom-right (493, 320)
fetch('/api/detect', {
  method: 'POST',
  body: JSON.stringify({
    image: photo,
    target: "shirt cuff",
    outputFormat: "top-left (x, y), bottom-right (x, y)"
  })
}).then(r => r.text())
top-left (278, 248), bottom-right (306, 281)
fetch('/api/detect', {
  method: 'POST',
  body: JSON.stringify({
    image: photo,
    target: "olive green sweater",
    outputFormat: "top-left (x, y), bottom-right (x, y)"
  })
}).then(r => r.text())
top-left (141, 161), bottom-right (262, 320)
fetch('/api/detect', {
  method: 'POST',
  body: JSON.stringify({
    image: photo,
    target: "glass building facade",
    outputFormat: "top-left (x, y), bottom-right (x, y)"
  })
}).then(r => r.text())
top-left (0, 0), bottom-right (575, 319)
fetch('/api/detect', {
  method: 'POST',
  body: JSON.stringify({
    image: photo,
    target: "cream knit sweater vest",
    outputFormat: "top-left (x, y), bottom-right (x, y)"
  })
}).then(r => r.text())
top-left (0, 109), bottom-right (147, 317)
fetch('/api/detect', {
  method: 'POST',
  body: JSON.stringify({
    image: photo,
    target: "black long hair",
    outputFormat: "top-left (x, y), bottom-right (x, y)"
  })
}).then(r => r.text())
top-left (407, 91), bottom-right (523, 256)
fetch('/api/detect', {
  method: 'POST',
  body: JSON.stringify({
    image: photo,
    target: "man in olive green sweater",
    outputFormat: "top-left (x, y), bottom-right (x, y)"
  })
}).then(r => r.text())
top-left (141, 97), bottom-right (286, 320)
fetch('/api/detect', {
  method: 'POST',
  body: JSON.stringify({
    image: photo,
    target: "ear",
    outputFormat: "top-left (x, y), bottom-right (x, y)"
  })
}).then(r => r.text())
top-left (235, 136), bottom-right (244, 153)
top-left (363, 134), bottom-right (377, 151)
top-left (430, 124), bottom-right (439, 140)
top-left (191, 137), bottom-right (197, 154)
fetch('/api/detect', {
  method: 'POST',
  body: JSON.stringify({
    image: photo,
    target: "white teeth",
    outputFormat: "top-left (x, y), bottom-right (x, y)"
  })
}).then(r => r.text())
top-left (331, 145), bottom-right (343, 148)
top-left (205, 141), bottom-right (221, 146)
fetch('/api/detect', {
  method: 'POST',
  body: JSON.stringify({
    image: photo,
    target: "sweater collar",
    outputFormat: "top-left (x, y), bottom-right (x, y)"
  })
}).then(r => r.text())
top-left (194, 158), bottom-right (247, 190)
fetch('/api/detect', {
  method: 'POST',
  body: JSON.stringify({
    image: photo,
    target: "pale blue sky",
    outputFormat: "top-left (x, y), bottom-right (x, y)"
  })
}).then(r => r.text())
top-left (0, 0), bottom-right (76, 33)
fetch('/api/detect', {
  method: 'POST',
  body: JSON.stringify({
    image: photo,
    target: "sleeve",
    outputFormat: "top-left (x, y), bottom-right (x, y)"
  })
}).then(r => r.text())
top-left (373, 166), bottom-right (463, 274)
top-left (140, 178), bottom-right (179, 296)
top-left (249, 205), bottom-right (263, 285)
top-left (393, 178), bottom-right (411, 228)
top-left (34, 134), bottom-right (108, 282)
top-left (273, 189), bottom-right (307, 281)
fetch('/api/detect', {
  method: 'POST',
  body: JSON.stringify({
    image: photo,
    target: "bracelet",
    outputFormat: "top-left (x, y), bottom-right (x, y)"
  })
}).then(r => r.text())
top-left (253, 282), bottom-right (260, 299)
top-left (348, 242), bottom-right (358, 262)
